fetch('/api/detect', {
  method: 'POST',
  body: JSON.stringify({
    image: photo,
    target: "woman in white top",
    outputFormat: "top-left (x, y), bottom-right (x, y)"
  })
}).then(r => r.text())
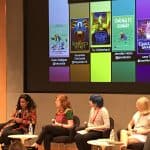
top-left (127, 96), bottom-right (150, 144)
top-left (120, 96), bottom-right (150, 150)
top-left (75, 94), bottom-right (110, 150)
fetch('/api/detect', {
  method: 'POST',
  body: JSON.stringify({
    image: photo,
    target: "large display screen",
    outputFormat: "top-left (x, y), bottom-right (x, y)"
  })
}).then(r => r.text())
top-left (24, 0), bottom-right (150, 93)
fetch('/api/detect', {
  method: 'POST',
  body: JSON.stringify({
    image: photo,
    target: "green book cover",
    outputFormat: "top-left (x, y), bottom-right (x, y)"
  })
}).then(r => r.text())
top-left (112, 15), bottom-right (135, 52)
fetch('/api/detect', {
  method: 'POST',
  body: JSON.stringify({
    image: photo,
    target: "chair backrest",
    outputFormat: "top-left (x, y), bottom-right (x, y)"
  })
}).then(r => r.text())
top-left (73, 115), bottom-right (80, 129)
top-left (52, 115), bottom-right (80, 143)
top-left (69, 115), bottom-right (80, 138)
top-left (109, 117), bottom-right (114, 130)
top-left (102, 117), bottom-right (114, 138)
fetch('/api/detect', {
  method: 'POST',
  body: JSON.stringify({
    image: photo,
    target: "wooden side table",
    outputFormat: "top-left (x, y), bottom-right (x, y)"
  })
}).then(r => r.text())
top-left (87, 139), bottom-right (124, 150)
top-left (8, 134), bottom-right (38, 144)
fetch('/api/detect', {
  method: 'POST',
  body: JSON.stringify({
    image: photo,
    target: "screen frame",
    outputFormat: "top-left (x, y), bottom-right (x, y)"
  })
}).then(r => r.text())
top-left (23, 0), bottom-right (150, 94)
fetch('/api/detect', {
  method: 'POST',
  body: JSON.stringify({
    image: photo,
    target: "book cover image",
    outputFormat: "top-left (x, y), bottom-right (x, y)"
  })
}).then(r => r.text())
top-left (91, 12), bottom-right (111, 47)
top-left (112, 15), bottom-right (135, 52)
top-left (49, 24), bottom-right (69, 58)
top-left (137, 19), bottom-right (150, 54)
top-left (71, 18), bottom-right (89, 51)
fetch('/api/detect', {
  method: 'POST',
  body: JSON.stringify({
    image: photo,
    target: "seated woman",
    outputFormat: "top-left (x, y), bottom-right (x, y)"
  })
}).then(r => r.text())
top-left (0, 94), bottom-right (37, 146)
top-left (33, 94), bottom-right (74, 150)
top-left (75, 94), bottom-right (110, 150)
top-left (121, 96), bottom-right (150, 149)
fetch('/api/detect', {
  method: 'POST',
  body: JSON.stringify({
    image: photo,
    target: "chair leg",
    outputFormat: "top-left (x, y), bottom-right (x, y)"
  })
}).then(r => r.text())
top-left (52, 143), bottom-right (78, 150)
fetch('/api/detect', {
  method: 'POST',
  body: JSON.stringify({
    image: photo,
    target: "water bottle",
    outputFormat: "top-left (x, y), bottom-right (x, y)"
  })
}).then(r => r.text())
top-left (28, 122), bottom-right (33, 135)
top-left (120, 129), bottom-right (128, 144)
top-left (84, 121), bottom-right (88, 128)
top-left (109, 129), bottom-right (115, 142)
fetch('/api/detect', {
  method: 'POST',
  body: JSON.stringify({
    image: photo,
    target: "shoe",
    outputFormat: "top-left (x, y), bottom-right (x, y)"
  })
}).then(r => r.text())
top-left (32, 143), bottom-right (39, 149)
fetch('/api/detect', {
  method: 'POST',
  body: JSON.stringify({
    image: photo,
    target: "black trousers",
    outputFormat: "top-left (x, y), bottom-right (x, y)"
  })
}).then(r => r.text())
top-left (75, 130), bottom-right (103, 150)
top-left (36, 125), bottom-right (70, 150)
top-left (0, 123), bottom-right (24, 145)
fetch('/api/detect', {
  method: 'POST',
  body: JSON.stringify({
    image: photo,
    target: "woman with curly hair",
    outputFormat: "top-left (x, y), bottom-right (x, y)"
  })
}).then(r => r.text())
top-left (0, 94), bottom-right (37, 146)
top-left (33, 94), bottom-right (74, 150)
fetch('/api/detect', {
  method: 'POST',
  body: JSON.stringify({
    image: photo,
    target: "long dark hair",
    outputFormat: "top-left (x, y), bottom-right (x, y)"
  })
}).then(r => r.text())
top-left (16, 94), bottom-right (36, 111)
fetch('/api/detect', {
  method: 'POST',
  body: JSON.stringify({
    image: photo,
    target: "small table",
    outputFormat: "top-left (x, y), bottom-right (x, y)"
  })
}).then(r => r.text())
top-left (8, 134), bottom-right (38, 144)
top-left (87, 139), bottom-right (124, 150)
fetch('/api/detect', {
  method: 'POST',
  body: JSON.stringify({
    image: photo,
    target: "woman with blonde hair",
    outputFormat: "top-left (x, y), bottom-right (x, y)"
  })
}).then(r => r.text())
top-left (33, 94), bottom-right (74, 150)
top-left (120, 96), bottom-right (150, 149)
top-left (127, 97), bottom-right (150, 143)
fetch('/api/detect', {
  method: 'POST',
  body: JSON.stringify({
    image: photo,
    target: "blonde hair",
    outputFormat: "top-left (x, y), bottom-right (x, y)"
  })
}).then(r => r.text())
top-left (136, 96), bottom-right (150, 115)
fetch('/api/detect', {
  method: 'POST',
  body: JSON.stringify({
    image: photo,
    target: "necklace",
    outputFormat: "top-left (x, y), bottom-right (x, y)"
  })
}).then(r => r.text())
top-left (92, 109), bottom-right (100, 123)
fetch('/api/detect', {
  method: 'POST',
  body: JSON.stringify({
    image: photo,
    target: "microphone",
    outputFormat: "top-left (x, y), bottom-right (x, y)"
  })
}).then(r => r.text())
top-left (84, 121), bottom-right (88, 128)
top-left (16, 109), bottom-right (22, 118)
top-left (51, 119), bottom-right (55, 124)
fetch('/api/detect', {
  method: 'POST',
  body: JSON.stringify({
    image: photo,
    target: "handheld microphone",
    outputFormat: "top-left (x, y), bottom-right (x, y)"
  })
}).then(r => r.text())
top-left (84, 121), bottom-right (88, 128)
top-left (51, 119), bottom-right (55, 124)
top-left (16, 109), bottom-right (22, 118)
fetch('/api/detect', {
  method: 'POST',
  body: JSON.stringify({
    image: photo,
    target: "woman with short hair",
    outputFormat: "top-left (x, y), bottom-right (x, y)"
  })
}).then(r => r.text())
top-left (127, 96), bottom-right (150, 144)
top-left (75, 94), bottom-right (110, 150)
top-left (119, 97), bottom-right (150, 150)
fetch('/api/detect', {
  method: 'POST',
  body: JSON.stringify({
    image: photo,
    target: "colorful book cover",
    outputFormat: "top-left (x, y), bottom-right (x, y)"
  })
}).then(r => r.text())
top-left (137, 19), bottom-right (150, 54)
top-left (71, 18), bottom-right (89, 51)
top-left (91, 12), bottom-right (111, 46)
top-left (112, 15), bottom-right (135, 52)
top-left (49, 24), bottom-right (69, 58)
